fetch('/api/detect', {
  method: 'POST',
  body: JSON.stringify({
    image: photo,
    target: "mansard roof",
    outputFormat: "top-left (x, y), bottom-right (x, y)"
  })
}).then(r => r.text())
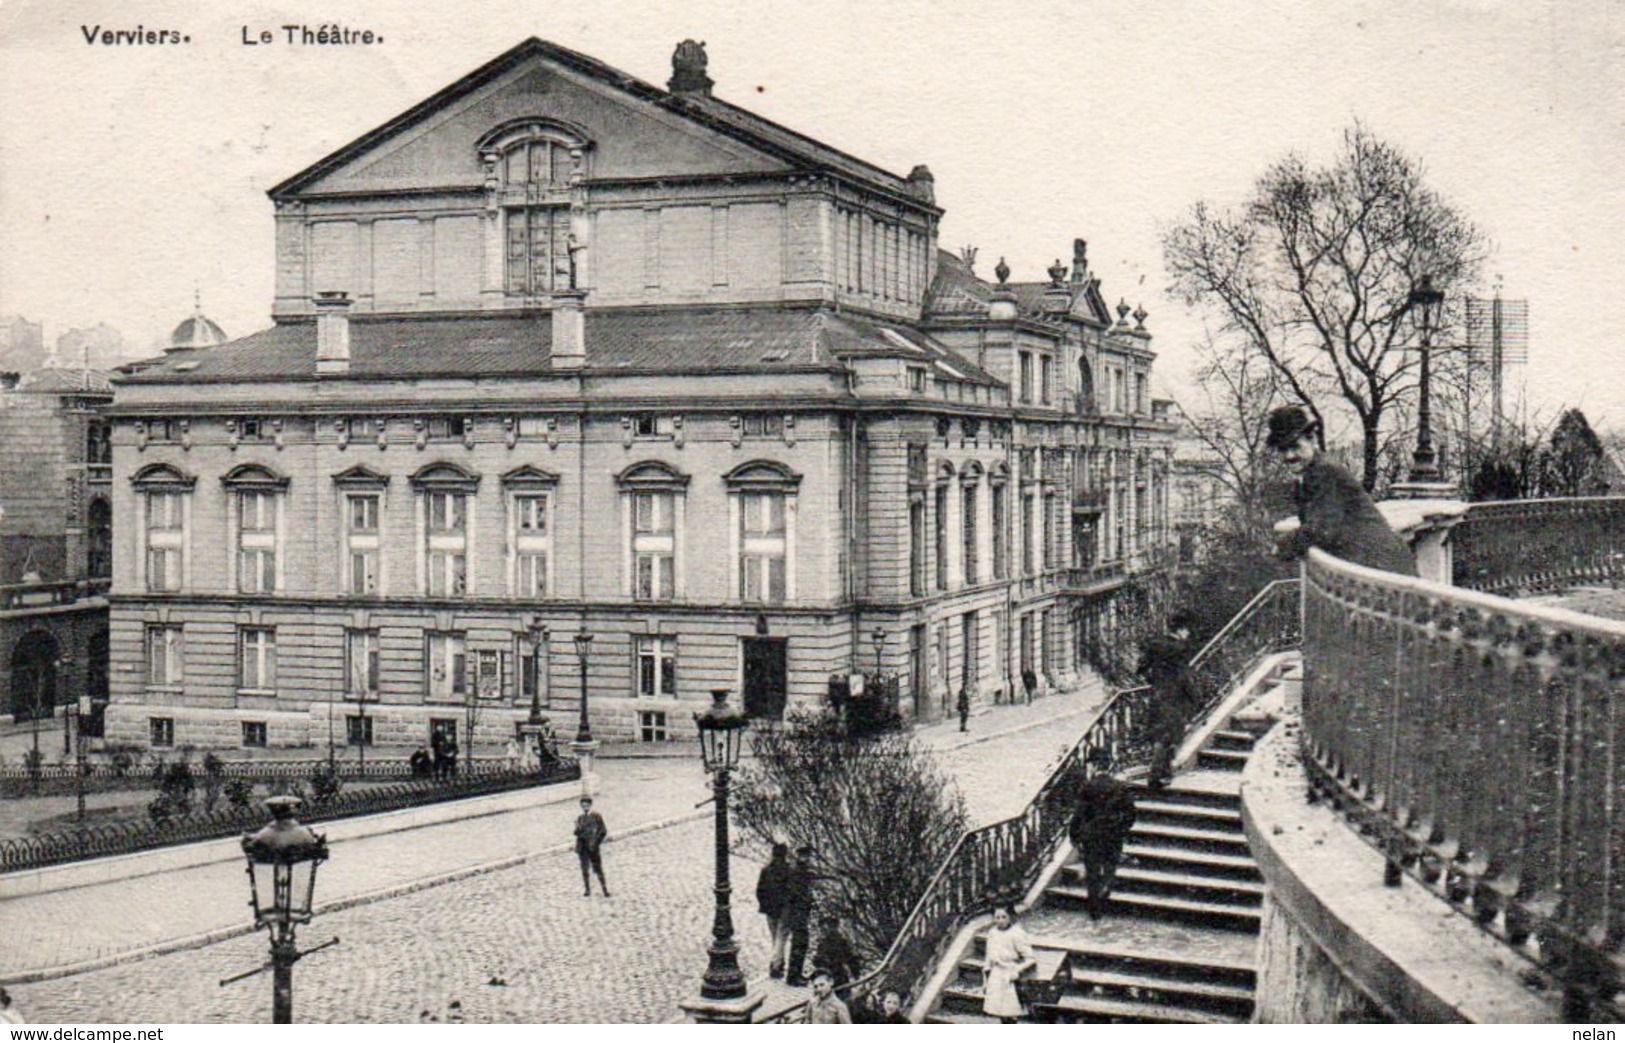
top-left (114, 306), bottom-right (1000, 387)
top-left (268, 37), bottom-right (927, 208)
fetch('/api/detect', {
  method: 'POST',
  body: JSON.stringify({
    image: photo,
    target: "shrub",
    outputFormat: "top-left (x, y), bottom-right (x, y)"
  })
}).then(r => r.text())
top-left (157, 758), bottom-right (196, 816)
top-left (732, 710), bottom-right (968, 964)
top-left (310, 762), bottom-right (343, 804)
top-left (200, 753), bottom-right (226, 813)
top-left (225, 777), bottom-right (256, 810)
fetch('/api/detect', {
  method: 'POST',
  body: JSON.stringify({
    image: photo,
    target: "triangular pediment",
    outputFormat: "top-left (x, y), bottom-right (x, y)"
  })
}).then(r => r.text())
top-left (273, 38), bottom-right (793, 199)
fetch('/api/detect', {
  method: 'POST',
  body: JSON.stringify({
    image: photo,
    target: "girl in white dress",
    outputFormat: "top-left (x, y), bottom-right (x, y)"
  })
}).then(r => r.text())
top-left (982, 903), bottom-right (1036, 1023)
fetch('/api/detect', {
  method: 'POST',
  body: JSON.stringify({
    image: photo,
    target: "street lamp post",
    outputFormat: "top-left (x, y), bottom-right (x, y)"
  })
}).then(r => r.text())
top-left (571, 631), bottom-right (598, 795)
top-left (74, 694), bottom-right (90, 823)
top-left (872, 626), bottom-right (887, 674)
top-left (238, 796), bottom-right (330, 1024)
top-left (1406, 274), bottom-right (1447, 483)
top-left (679, 689), bottom-right (761, 1024)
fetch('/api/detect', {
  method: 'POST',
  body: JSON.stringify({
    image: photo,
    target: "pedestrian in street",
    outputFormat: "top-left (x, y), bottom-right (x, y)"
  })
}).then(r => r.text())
top-left (1139, 610), bottom-right (1196, 790)
top-left (431, 727), bottom-right (452, 781)
top-left (981, 903), bottom-right (1035, 1024)
top-left (1068, 747), bottom-right (1137, 921)
top-left (409, 746), bottom-right (432, 777)
top-left (1266, 404), bottom-right (1417, 576)
top-left (812, 914), bottom-right (860, 990)
top-left (504, 736), bottom-right (522, 772)
top-left (783, 844), bottom-right (818, 986)
top-left (574, 796), bottom-right (610, 897)
top-left (956, 687), bottom-right (971, 733)
top-left (1021, 667), bottom-right (1038, 704)
top-left (803, 969), bottom-right (852, 1024)
top-left (0, 987), bottom-right (24, 1024)
top-left (756, 842), bottom-right (792, 978)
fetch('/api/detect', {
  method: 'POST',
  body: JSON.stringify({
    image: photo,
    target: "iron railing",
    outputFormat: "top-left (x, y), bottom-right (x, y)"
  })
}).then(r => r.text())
top-left (1452, 496), bottom-right (1625, 595)
top-left (0, 759), bottom-right (578, 873)
top-left (1181, 577), bottom-right (1302, 727)
top-left (1301, 548), bottom-right (1624, 1020)
top-left (0, 755), bottom-right (530, 785)
top-left (762, 683), bottom-right (1157, 1022)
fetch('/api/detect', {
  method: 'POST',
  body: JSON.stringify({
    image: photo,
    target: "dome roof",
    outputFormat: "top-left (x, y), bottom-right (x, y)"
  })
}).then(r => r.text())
top-left (168, 293), bottom-right (229, 353)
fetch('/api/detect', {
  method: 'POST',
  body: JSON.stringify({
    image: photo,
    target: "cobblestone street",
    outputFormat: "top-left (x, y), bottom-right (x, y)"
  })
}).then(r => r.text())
top-left (2, 680), bottom-right (1105, 1022)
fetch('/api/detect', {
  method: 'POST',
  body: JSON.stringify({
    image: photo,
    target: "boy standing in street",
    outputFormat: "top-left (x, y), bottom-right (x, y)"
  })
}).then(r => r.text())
top-left (574, 797), bottom-right (610, 897)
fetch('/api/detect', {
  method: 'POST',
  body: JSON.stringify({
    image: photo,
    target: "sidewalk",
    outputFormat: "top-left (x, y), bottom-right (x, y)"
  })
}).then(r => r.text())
top-left (0, 677), bottom-right (1106, 985)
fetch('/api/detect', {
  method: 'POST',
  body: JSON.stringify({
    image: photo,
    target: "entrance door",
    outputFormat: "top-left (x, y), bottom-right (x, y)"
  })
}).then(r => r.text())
top-left (741, 638), bottom-right (788, 721)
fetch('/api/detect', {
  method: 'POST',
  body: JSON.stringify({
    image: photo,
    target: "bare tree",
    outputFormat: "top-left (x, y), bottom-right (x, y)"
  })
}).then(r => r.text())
top-left (1178, 334), bottom-right (1291, 538)
top-left (731, 712), bottom-right (968, 963)
top-left (1164, 123), bottom-right (1488, 489)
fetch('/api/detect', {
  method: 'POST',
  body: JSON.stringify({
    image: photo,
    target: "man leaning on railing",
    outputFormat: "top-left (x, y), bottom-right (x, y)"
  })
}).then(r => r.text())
top-left (1266, 406), bottom-right (1417, 576)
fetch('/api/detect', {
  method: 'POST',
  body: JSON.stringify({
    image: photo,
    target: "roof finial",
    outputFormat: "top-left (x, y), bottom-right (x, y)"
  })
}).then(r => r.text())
top-left (668, 39), bottom-right (713, 96)
top-left (1047, 259), bottom-right (1067, 288)
top-left (1133, 303), bottom-right (1148, 330)
top-left (994, 257), bottom-right (1010, 286)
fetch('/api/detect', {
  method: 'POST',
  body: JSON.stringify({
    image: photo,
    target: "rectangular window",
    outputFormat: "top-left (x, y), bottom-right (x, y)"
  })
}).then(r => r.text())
top-left (346, 629), bottom-right (380, 700)
top-left (739, 492), bottom-right (787, 604)
top-left (1022, 493), bottom-right (1036, 575)
top-left (238, 627), bottom-right (277, 691)
top-left (635, 636), bottom-right (677, 698)
top-left (1041, 357), bottom-right (1053, 405)
top-left (909, 497), bottom-right (927, 597)
top-left (149, 717), bottom-right (174, 747)
top-left (237, 490), bottom-right (277, 594)
top-left (426, 632), bottom-right (467, 703)
top-left (962, 611), bottom-right (979, 691)
top-left (345, 715), bottom-right (374, 747)
top-left (1018, 352), bottom-right (1033, 403)
top-left (512, 493), bottom-right (551, 597)
top-left (1136, 374), bottom-right (1147, 415)
top-left (639, 710), bottom-right (669, 742)
top-left (632, 491), bottom-right (677, 601)
top-left (962, 483), bottom-right (979, 585)
top-left (145, 625), bottom-right (184, 687)
top-left (147, 419), bottom-right (174, 443)
top-left (240, 418), bottom-right (265, 442)
top-left (908, 368), bottom-right (927, 393)
top-left (1043, 495), bottom-right (1056, 571)
top-left (935, 484), bottom-right (950, 590)
top-left (345, 493), bottom-right (380, 595)
top-left (991, 484), bottom-right (1007, 579)
top-left (427, 417), bottom-right (468, 440)
top-left (742, 414), bottom-right (785, 438)
top-left (425, 491), bottom-right (468, 597)
top-left (145, 491), bottom-right (185, 592)
top-left (633, 416), bottom-right (677, 438)
top-left (242, 721), bottom-right (268, 748)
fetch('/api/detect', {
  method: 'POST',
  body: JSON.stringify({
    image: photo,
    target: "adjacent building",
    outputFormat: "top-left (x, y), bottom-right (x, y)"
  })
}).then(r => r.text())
top-left (103, 38), bottom-right (1176, 749)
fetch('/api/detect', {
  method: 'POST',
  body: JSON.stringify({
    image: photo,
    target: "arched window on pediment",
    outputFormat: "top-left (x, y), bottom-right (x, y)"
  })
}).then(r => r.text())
top-left (477, 119), bottom-right (594, 300)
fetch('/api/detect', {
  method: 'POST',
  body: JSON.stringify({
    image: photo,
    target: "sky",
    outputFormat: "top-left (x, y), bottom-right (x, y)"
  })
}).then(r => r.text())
top-left (2, 0), bottom-right (1621, 431)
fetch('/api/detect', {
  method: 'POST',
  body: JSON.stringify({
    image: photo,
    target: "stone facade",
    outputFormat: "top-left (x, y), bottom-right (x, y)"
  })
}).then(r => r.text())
top-left (0, 368), bottom-right (113, 723)
top-left (104, 38), bottom-right (1175, 749)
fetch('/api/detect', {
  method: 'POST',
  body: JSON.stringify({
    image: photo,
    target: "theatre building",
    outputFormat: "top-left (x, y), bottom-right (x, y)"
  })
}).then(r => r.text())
top-left (103, 38), bottom-right (1175, 748)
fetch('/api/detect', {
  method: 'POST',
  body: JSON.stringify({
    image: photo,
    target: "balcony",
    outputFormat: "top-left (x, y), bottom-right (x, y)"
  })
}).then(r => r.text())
top-left (0, 578), bottom-right (111, 613)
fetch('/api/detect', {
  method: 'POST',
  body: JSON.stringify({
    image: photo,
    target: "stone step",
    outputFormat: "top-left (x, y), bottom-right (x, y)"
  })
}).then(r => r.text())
top-left (1128, 781), bottom-right (1241, 811)
top-left (1196, 747), bottom-right (1250, 771)
top-left (1045, 886), bottom-right (1262, 932)
top-left (1060, 965), bottom-right (1255, 1015)
top-left (1077, 864), bottom-right (1264, 907)
top-left (1042, 992), bottom-right (1247, 1025)
top-left (1208, 729), bottom-right (1258, 752)
top-left (1129, 820), bottom-right (1253, 857)
top-left (1121, 842), bottom-right (1262, 882)
top-left (1131, 799), bottom-right (1244, 832)
top-left (923, 1009), bottom-right (1002, 1025)
top-left (1055, 940), bottom-right (1256, 989)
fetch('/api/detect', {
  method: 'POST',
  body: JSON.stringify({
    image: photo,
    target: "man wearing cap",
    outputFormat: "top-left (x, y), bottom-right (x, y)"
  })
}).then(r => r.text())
top-left (783, 844), bottom-right (819, 986)
top-left (1139, 611), bottom-right (1197, 790)
top-left (1068, 748), bottom-right (1137, 921)
top-left (1266, 405), bottom-right (1417, 576)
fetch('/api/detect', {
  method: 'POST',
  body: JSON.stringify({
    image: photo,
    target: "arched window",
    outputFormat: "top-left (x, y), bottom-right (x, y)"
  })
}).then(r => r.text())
top-left (722, 462), bottom-right (801, 604)
top-left (131, 464), bottom-right (195, 593)
top-left (411, 463), bottom-right (481, 597)
top-left (616, 462), bottom-right (690, 601)
top-left (477, 119), bottom-right (593, 299)
top-left (1077, 358), bottom-right (1097, 414)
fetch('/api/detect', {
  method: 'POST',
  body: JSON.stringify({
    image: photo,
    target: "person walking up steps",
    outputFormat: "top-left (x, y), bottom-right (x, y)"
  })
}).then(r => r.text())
top-left (573, 797), bottom-right (610, 897)
top-left (756, 842), bottom-right (792, 978)
top-left (1068, 747), bottom-right (1137, 921)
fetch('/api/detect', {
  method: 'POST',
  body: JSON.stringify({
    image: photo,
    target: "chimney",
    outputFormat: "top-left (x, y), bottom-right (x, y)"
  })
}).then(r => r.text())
top-left (314, 291), bottom-right (353, 376)
top-left (551, 290), bottom-right (587, 371)
top-left (668, 39), bottom-right (713, 97)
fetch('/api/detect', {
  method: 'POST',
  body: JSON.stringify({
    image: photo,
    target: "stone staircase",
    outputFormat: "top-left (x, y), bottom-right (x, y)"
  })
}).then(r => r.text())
top-left (925, 704), bottom-right (1277, 1024)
